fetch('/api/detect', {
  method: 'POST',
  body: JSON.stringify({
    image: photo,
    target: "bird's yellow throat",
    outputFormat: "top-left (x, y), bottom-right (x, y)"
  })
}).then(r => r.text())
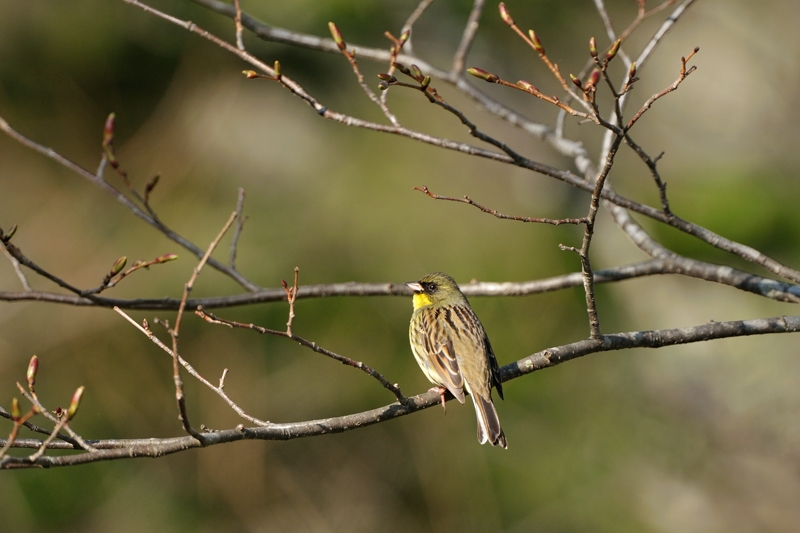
top-left (412, 292), bottom-right (433, 309)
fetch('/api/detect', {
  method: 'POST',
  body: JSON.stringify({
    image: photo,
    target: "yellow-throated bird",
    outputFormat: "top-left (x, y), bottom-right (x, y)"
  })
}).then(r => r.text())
top-left (406, 272), bottom-right (507, 448)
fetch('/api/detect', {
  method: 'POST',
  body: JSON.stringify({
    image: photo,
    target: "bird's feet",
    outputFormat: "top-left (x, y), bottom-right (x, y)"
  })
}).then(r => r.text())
top-left (429, 386), bottom-right (448, 413)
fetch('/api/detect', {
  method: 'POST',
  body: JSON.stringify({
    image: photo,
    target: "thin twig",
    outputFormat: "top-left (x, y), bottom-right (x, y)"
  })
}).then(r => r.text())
top-left (400, 0), bottom-right (435, 55)
top-left (415, 186), bottom-right (588, 225)
top-left (196, 308), bottom-right (407, 404)
top-left (280, 267), bottom-right (299, 336)
top-left (229, 187), bottom-right (247, 269)
top-left (626, 48), bottom-right (698, 130)
top-left (1, 240), bottom-right (32, 291)
top-left (114, 307), bottom-right (270, 426)
top-left (0, 114), bottom-right (259, 292)
top-left (233, 0), bottom-right (244, 50)
top-left (15, 384), bottom-right (97, 452)
top-left (27, 418), bottom-right (68, 462)
top-left (451, 0), bottom-right (485, 76)
top-left (329, 22), bottom-right (400, 126)
top-left (170, 211), bottom-right (238, 441)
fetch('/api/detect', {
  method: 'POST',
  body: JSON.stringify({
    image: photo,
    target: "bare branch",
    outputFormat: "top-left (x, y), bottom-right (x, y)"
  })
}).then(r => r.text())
top-left (0, 114), bottom-right (259, 292)
top-left (196, 308), bottom-right (408, 404)
top-left (168, 211), bottom-right (238, 441)
top-left (451, 0), bottom-right (485, 76)
top-left (415, 186), bottom-right (587, 225)
top-left (5, 314), bottom-right (800, 468)
top-left (1, 239), bottom-right (31, 291)
top-left (229, 187), bottom-right (247, 269)
top-left (114, 307), bottom-right (270, 427)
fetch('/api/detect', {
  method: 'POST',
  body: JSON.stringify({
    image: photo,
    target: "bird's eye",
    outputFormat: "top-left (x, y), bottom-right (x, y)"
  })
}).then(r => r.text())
top-left (427, 283), bottom-right (438, 293)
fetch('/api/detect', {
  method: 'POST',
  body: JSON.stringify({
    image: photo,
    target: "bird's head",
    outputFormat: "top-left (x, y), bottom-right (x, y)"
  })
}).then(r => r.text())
top-left (406, 272), bottom-right (467, 309)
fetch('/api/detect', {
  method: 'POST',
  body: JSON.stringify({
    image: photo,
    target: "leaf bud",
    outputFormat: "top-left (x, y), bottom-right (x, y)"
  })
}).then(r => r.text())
top-left (67, 386), bottom-right (85, 420)
top-left (588, 69), bottom-right (601, 87)
top-left (4, 224), bottom-right (17, 241)
top-left (606, 39), bottom-right (621, 62)
top-left (467, 67), bottom-right (499, 83)
top-left (392, 62), bottom-right (411, 76)
top-left (11, 397), bottom-right (20, 420)
top-left (528, 30), bottom-right (545, 54)
top-left (103, 113), bottom-right (115, 145)
top-left (27, 355), bottom-right (38, 388)
top-left (498, 3), bottom-right (514, 26)
top-left (110, 256), bottom-right (127, 276)
top-left (328, 22), bottom-right (345, 51)
top-left (155, 253), bottom-right (179, 263)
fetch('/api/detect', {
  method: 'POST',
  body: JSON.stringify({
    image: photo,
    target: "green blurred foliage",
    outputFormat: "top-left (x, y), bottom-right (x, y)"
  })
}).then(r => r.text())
top-left (2, 1), bottom-right (800, 532)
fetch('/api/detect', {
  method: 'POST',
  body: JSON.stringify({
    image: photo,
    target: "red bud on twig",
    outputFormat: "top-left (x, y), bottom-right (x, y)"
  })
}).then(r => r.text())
top-left (377, 73), bottom-right (396, 82)
top-left (410, 64), bottom-right (422, 80)
top-left (517, 80), bottom-right (539, 93)
top-left (498, 3), bottom-right (514, 26)
top-left (467, 67), bottom-right (499, 83)
top-left (570, 74), bottom-right (582, 88)
top-left (155, 253), bottom-right (178, 263)
top-left (588, 69), bottom-right (601, 88)
top-left (629, 62), bottom-right (637, 79)
top-left (67, 386), bottom-right (85, 420)
top-left (27, 355), bottom-right (38, 388)
top-left (528, 30), bottom-right (545, 54)
top-left (606, 39), bottom-right (621, 62)
top-left (589, 37), bottom-right (597, 58)
top-left (103, 113), bottom-right (115, 145)
top-left (328, 22), bottom-right (346, 51)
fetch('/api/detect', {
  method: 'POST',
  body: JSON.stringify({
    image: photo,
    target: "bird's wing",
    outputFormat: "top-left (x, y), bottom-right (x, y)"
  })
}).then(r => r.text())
top-left (447, 304), bottom-right (493, 401)
top-left (417, 308), bottom-right (466, 403)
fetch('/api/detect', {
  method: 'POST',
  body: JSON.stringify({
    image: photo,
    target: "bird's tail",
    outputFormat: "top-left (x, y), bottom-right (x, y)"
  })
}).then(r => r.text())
top-left (471, 393), bottom-right (507, 449)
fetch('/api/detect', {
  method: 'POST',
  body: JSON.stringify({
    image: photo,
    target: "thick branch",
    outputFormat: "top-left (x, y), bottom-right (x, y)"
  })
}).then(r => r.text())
top-left (4, 314), bottom-right (800, 468)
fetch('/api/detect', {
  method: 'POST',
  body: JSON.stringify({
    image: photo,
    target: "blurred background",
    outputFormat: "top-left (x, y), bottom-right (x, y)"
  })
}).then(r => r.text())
top-left (1, 0), bottom-right (800, 531)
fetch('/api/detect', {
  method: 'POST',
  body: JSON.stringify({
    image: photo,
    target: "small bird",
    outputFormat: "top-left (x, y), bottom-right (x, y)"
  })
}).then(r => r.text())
top-left (406, 272), bottom-right (507, 448)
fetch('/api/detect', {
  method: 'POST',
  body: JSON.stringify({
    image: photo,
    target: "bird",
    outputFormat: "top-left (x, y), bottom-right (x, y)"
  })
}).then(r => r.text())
top-left (406, 272), bottom-right (507, 448)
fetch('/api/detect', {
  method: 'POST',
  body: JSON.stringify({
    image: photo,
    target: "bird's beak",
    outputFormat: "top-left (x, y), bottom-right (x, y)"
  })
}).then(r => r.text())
top-left (405, 281), bottom-right (424, 293)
